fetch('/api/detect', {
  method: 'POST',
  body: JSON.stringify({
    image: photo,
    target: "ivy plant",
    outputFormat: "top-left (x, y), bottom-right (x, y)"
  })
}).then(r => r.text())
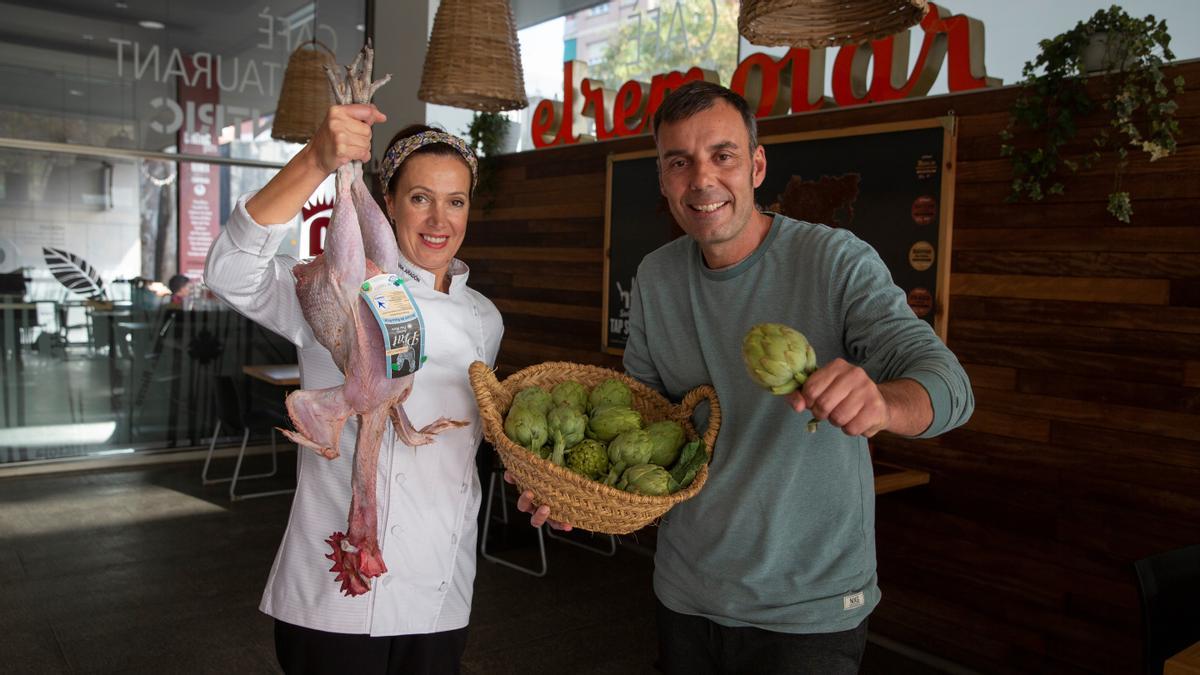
top-left (1000, 5), bottom-right (1185, 222)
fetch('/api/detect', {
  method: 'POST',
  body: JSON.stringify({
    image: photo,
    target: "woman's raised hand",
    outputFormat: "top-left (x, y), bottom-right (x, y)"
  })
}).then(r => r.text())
top-left (245, 104), bottom-right (386, 225)
top-left (307, 104), bottom-right (388, 175)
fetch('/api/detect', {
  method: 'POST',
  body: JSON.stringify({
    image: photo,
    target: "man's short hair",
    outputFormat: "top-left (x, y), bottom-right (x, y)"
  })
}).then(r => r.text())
top-left (651, 80), bottom-right (758, 149)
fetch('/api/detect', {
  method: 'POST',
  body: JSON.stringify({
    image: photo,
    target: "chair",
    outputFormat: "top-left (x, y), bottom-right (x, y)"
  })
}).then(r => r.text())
top-left (201, 375), bottom-right (295, 501)
top-left (479, 464), bottom-right (617, 578)
top-left (1134, 543), bottom-right (1200, 674)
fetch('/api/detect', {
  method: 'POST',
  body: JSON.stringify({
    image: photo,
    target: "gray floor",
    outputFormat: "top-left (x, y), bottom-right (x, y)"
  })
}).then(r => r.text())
top-left (0, 452), bottom-right (946, 674)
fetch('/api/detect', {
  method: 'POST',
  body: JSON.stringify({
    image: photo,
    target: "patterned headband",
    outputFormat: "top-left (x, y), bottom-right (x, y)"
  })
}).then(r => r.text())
top-left (379, 130), bottom-right (479, 193)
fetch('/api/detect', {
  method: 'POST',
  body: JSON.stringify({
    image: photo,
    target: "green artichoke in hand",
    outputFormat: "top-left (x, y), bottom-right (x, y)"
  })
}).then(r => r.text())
top-left (644, 420), bottom-right (686, 467)
top-left (547, 406), bottom-right (588, 466)
top-left (742, 323), bottom-right (820, 432)
top-left (512, 386), bottom-right (554, 416)
top-left (551, 380), bottom-right (589, 414)
top-left (565, 439), bottom-right (610, 480)
top-left (617, 464), bottom-right (672, 496)
top-left (588, 378), bottom-right (633, 414)
top-left (504, 405), bottom-right (548, 454)
top-left (587, 406), bottom-right (643, 442)
top-left (604, 429), bottom-right (653, 485)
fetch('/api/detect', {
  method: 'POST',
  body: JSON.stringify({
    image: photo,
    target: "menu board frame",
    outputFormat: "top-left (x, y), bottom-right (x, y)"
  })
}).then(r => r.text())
top-left (602, 116), bottom-right (958, 355)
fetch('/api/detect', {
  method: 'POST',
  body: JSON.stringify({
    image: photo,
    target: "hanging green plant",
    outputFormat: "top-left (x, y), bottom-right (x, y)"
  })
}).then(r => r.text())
top-left (999, 5), bottom-right (1185, 222)
top-left (464, 111), bottom-right (513, 212)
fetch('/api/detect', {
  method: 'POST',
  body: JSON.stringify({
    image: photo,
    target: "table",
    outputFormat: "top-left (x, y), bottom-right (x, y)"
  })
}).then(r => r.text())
top-left (1167, 640), bottom-right (1200, 675)
top-left (874, 461), bottom-right (930, 495)
top-left (243, 364), bottom-right (300, 387)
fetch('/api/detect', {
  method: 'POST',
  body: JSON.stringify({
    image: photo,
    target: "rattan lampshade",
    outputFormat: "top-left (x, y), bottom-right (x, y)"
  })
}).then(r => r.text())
top-left (739, 0), bottom-right (929, 49)
top-left (271, 41), bottom-right (336, 143)
top-left (418, 0), bottom-right (528, 112)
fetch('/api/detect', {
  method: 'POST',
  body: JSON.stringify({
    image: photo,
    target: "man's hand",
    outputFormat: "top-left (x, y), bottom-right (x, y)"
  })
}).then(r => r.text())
top-left (785, 359), bottom-right (933, 437)
top-left (785, 358), bottom-right (890, 437)
top-left (505, 472), bottom-right (573, 531)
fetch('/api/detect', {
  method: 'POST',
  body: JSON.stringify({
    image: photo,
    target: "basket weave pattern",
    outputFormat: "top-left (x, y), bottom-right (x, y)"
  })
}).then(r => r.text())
top-left (469, 361), bottom-right (721, 534)
top-left (739, 0), bottom-right (929, 49)
top-left (271, 41), bottom-right (336, 143)
top-left (418, 0), bottom-right (528, 112)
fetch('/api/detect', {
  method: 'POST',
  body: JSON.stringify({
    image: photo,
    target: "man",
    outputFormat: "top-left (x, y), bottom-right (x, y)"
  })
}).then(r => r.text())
top-left (517, 81), bottom-right (974, 673)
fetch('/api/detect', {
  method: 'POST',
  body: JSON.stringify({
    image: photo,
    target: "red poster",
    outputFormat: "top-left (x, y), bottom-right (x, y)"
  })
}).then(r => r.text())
top-left (177, 55), bottom-right (221, 282)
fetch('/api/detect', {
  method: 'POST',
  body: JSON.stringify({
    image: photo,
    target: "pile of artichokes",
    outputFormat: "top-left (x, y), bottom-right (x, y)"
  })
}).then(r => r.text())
top-left (502, 378), bottom-right (707, 496)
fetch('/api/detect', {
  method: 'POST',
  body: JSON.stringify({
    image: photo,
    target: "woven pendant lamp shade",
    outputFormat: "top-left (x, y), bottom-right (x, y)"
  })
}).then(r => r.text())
top-left (739, 0), bottom-right (929, 49)
top-left (418, 0), bottom-right (528, 112)
top-left (271, 41), bottom-right (336, 143)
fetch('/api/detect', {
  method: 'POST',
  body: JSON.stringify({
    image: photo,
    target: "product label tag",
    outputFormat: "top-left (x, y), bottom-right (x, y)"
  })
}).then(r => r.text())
top-left (843, 592), bottom-right (865, 611)
top-left (359, 273), bottom-right (425, 378)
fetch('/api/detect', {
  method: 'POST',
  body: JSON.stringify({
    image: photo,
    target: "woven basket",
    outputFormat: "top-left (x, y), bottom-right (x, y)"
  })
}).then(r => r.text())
top-left (418, 0), bottom-right (528, 112)
top-left (272, 41), bottom-right (336, 143)
top-left (739, 0), bottom-right (929, 49)
top-left (469, 361), bottom-right (721, 534)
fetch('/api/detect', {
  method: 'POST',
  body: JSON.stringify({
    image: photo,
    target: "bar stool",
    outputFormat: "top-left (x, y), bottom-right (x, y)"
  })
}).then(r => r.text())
top-left (201, 375), bottom-right (295, 501)
top-left (479, 465), bottom-right (616, 577)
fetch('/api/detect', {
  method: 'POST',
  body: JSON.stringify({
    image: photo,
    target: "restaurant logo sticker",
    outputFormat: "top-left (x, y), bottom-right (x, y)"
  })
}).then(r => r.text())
top-left (911, 195), bottom-right (937, 226)
top-left (915, 154), bottom-right (939, 179)
top-left (908, 241), bottom-right (935, 271)
top-left (907, 287), bottom-right (933, 318)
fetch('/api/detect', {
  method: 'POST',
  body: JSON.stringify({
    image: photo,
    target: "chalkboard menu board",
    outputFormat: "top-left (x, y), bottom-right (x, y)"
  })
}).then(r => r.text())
top-left (602, 117), bottom-right (957, 354)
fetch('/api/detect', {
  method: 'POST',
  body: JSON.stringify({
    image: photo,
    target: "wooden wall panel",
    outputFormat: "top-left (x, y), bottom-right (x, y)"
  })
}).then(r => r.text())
top-left (463, 61), bottom-right (1200, 673)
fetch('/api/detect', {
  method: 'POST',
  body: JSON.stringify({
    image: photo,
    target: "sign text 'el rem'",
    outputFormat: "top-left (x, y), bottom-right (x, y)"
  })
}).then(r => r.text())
top-left (531, 2), bottom-right (996, 149)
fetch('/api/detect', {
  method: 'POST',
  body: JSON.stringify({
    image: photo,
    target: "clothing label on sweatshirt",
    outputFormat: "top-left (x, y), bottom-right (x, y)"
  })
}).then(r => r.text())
top-left (843, 591), bottom-right (865, 611)
top-left (359, 273), bottom-right (426, 378)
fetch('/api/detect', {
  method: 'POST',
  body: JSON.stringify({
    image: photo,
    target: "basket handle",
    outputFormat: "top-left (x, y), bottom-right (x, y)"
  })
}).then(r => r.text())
top-left (678, 384), bottom-right (720, 457)
top-left (295, 39), bottom-right (335, 58)
top-left (469, 360), bottom-right (510, 413)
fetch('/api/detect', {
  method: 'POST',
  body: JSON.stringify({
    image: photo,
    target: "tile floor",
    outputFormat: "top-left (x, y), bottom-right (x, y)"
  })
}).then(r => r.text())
top-left (0, 451), bottom-right (948, 674)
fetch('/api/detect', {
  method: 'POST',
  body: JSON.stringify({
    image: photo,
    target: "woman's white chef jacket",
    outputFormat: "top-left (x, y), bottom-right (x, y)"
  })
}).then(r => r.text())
top-left (204, 192), bottom-right (503, 636)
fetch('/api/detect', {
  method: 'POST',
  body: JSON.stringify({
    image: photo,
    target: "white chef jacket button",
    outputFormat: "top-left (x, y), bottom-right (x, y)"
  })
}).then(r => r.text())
top-left (450, 534), bottom-right (458, 546)
top-left (438, 581), bottom-right (448, 592)
top-left (459, 482), bottom-right (467, 493)
top-left (395, 472), bottom-right (406, 485)
top-left (391, 524), bottom-right (403, 537)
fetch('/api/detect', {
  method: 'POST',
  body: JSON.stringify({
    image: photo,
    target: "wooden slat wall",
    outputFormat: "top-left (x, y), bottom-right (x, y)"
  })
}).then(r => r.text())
top-left (464, 61), bottom-right (1200, 674)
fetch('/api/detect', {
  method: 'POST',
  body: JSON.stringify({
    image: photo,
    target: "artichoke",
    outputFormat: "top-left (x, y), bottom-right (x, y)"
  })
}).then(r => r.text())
top-left (742, 323), bottom-right (820, 432)
top-left (565, 439), bottom-right (610, 480)
top-left (547, 406), bottom-right (588, 466)
top-left (604, 429), bottom-right (653, 485)
top-left (587, 406), bottom-right (643, 443)
top-left (617, 463), bottom-right (672, 496)
top-left (551, 380), bottom-right (589, 414)
top-left (588, 378), bottom-right (633, 414)
top-left (644, 420), bottom-right (686, 467)
top-left (504, 405), bottom-right (548, 454)
top-left (512, 386), bottom-right (554, 416)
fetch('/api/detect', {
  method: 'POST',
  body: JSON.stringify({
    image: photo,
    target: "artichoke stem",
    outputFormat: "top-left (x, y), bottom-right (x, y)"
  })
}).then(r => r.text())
top-left (550, 433), bottom-right (566, 465)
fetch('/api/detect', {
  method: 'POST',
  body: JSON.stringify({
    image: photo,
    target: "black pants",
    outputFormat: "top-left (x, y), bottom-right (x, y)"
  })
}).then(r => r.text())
top-left (656, 600), bottom-right (869, 675)
top-left (274, 620), bottom-right (469, 675)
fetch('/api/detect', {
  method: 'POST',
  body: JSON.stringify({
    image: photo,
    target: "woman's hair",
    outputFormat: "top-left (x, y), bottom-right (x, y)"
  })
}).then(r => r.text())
top-left (381, 124), bottom-right (474, 195)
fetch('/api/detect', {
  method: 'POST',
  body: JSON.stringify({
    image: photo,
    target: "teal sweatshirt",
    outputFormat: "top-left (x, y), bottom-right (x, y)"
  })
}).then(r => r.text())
top-left (623, 213), bottom-right (974, 634)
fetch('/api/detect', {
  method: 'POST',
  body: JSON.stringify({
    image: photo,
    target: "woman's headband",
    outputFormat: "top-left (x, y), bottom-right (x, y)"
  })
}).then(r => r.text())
top-left (379, 130), bottom-right (479, 193)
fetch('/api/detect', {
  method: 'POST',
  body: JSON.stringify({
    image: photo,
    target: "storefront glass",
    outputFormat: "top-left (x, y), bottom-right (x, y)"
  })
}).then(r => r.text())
top-left (0, 0), bottom-right (364, 463)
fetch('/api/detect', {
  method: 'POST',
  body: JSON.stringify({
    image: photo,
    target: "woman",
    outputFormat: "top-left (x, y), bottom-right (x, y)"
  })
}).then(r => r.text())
top-left (205, 103), bottom-right (503, 674)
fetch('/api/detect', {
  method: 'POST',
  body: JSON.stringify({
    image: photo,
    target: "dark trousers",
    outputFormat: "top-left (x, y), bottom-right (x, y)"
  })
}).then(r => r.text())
top-left (274, 619), bottom-right (469, 675)
top-left (656, 600), bottom-right (869, 675)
